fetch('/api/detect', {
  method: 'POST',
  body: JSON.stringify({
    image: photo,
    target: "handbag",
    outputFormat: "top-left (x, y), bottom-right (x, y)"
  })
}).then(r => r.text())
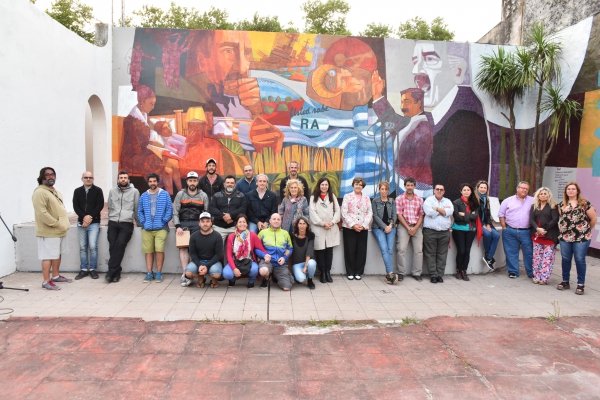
top-left (175, 230), bottom-right (191, 248)
top-left (234, 258), bottom-right (252, 275)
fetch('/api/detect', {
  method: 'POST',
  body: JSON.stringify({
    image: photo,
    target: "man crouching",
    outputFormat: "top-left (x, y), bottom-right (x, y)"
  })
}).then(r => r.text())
top-left (185, 212), bottom-right (223, 288)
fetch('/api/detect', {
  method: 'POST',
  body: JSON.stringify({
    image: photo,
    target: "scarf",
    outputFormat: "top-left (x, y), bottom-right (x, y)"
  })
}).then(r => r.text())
top-left (462, 195), bottom-right (483, 246)
top-left (233, 229), bottom-right (251, 260)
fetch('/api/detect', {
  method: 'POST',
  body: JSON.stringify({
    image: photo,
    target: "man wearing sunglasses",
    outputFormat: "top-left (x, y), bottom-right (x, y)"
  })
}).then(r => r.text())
top-left (73, 171), bottom-right (105, 280)
top-left (422, 184), bottom-right (454, 284)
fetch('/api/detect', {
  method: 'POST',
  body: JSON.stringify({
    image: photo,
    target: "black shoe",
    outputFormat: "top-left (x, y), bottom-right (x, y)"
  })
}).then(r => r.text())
top-left (509, 273), bottom-right (517, 279)
top-left (112, 276), bottom-right (120, 282)
top-left (414, 275), bottom-right (422, 282)
top-left (307, 278), bottom-right (315, 290)
top-left (398, 274), bottom-right (404, 281)
top-left (437, 276), bottom-right (444, 283)
top-left (260, 277), bottom-right (269, 289)
top-left (247, 282), bottom-right (255, 289)
top-left (430, 277), bottom-right (438, 284)
top-left (89, 270), bottom-right (99, 279)
top-left (320, 272), bottom-right (327, 283)
top-left (105, 274), bottom-right (112, 282)
top-left (75, 270), bottom-right (89, 280)
top-left (325, 271), bottom-right (333, 283)
top-left (218, 276), bottom-right (225, 281)
top-left (228, 278), bottom-right (236, 287)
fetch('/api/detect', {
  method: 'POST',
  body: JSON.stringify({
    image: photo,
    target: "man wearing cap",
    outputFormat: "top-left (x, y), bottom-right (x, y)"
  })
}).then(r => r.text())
top-left (199, 158), bottom-right (224, 202)
top-left (235, 164), bottom-right (257, 195)
top-left (209, 175), bottom-right (248, 248)
top-left (185, 212), bottom-right (223, 288)
top-left (279, 161), bottom-right (310, 200)
top-left (173, 171), bottom-right (209, 287)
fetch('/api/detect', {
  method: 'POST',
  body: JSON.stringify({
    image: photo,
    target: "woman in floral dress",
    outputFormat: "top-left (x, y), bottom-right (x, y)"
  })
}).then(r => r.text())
top-left (529, 187), bottom-right (559, 285)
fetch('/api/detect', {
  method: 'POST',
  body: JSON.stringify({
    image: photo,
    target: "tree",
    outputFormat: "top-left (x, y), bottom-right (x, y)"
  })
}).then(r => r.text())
top-left (301, 0), bottom-right (351, 35)
top-left (397, 17), bottom-right (454, 41)
top-left (45, 0), bottom-right (95, 43)
top-left (132, 3), bottom-right (234, 30)
top-left (234, 13), bottom-right (298, 33)
top-left (359, 22), bottom-right (394, 38)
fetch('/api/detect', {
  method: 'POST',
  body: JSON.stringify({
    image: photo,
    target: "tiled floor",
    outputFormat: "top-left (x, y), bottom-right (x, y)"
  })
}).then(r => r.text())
top-left (1, 255), bottom-right (598, 322)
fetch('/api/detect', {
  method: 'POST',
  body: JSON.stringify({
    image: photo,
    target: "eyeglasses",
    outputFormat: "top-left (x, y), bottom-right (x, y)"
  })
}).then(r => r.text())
top-left (83, 177), bottom-right (94, 179)
top-left (434, 188), bottom-right (445, 191)
top-left (44, 173), bottom-right (56, 177)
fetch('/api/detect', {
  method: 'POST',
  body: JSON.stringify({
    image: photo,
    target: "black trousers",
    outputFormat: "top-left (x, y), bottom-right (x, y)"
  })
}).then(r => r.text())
top-left (107, 221), bottom-right (134, 278)
top-left (343, 228), bottom-right (368, 276)
top-left (315, 247), bottom-right (334, 272)
top-left (452, 230), bottom-right (476, 271)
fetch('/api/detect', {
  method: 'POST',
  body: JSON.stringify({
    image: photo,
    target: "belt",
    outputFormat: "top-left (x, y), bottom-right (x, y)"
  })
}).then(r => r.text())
top-left (507, 225), bottom-right (528, 230)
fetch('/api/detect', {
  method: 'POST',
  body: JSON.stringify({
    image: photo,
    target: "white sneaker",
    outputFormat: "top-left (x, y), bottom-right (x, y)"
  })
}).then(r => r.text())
top-left (347, 275), bottom-right (354, 280)
top-left (354, 275), bottom-right (362, 280)
top-left (180, 273), bottom-right (192, 287)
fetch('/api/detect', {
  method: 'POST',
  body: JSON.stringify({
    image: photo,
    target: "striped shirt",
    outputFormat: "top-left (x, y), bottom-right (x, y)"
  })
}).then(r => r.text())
top-left (395, 193), bottom-right (424, 225)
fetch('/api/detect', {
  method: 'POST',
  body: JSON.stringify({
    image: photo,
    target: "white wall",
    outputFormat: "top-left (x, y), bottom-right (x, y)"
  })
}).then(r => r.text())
top-left (0, 0), bottom-right (112, 277)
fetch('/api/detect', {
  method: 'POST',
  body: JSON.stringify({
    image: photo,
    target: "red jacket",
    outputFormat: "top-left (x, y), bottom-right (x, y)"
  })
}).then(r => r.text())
top-left (226, 231), bottom-right (268, 270)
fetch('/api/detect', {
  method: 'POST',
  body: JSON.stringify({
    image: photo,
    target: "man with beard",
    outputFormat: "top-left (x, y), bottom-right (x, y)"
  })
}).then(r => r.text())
top-left (138, 173), bottom-right (173, 283)
top-left (395, 177), bottom-right (425, 282)
top-left (32, 167), bottom-right (72, 290)
top-left (209, 175), bottom-right (248, 249)
top-left (199, 158), bottom-right (224, 202)
top-left (106, 170), bottom-right (140, 282)
top-left (174, 171), bottom-right (209, 287)
top-left (185, 212), bottom-right (223, 288)
top-left (279, 161), bottom-right (309, 200)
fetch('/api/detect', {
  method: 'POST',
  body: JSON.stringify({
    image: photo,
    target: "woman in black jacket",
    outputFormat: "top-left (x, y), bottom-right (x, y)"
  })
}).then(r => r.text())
top-left (529, 187), bottom-right (559, 285)
top-left (476, 181), bottom-right (500, 270)
top-left (451, 183), bottom-right (481, 281)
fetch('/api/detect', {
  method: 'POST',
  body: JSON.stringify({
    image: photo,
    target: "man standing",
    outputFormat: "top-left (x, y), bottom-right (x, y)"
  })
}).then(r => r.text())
top-left (174, 171), bottom-right (209, 287)
top-left (499, 181), bottom-right (534, 279)
top-left (209, 175), bottom-right (247, 247)
top-left (106, 170), bottom-right (140, 283)
top-left (235, 165), bottom-right (257, 195)
top-left (396, 177), bottom-right (425, 282)
top-left (246, 174), bottom-right (278, 234)
top-left (199, 158), bottom-right (224, 202)
top-left (279, 161), bottom-right (310, 200)
top-left (138, 173), bottom-right (173, 283)
top-left (422, 184), bottom-right (454, 284)
top-left (258, 213), bottom-right (294, 291)
top-left (185, 212), bottom-right (223, 288)
top-left (32, 167), bottom-right (72, 290)
top-left (73, 171), bottom-right (104, 280)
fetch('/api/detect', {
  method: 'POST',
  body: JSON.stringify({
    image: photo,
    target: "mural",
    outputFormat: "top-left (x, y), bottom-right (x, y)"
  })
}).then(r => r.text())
top-left (112, 17), bottom-right (600, 249)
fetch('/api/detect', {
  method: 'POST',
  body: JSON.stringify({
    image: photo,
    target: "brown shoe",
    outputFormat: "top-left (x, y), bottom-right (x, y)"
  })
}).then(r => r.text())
top-left (461, 270), bottom-right (470, 281)
top-left (455, 271), bottom-right (462, 280)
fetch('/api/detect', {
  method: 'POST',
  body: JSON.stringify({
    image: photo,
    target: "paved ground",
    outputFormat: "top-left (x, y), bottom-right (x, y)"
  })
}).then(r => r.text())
top-left (1, 315), bottom-right (600, 399)
top-left (1, 256), bottom-right (599, 322)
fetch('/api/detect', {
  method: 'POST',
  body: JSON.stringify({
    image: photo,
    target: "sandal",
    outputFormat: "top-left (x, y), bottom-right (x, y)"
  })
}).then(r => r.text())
top-left (576, 285), bottom-right (584, 295)
top-left (196, 277), bottom-right (206, 288)
top-left (557, 281), bottom-right (570, 290)
top-left (210, 282), bottom-right (219, 288)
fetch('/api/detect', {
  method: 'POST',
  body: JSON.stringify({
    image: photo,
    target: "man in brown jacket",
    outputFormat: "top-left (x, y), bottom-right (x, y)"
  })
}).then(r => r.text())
top-left (32, 167), bottom-right (72, 290)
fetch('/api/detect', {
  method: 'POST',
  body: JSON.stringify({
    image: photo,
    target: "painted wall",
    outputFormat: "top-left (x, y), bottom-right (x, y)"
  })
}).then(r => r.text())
top-left (0, 0), bottom-right (112, 277)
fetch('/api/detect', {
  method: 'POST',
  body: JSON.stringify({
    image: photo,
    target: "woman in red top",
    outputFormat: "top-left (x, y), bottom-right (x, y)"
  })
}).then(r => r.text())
top-left (529, 187), bottom-right (559, 285)
top-left (222, 214), bottom-right (268, 289)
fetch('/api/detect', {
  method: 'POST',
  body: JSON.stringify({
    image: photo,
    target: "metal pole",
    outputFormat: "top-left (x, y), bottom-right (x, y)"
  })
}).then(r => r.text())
top-left (121, 0), bottom-right (125, 27)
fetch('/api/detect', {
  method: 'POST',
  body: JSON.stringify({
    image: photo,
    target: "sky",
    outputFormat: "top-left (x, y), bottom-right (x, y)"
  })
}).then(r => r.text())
top-left (33, 0), bottom-right (502, 42)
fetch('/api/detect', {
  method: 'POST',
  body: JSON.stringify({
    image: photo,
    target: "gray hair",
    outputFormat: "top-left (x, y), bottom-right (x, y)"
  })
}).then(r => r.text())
top-left (256, 174), bottom-right (269, 182)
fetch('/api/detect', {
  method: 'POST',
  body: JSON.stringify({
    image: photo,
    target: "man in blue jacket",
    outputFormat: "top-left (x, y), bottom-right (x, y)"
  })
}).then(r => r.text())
top-left (138, 173), bottom-right (173, 283)
top-left (258, 213), bottom-right (294, 291)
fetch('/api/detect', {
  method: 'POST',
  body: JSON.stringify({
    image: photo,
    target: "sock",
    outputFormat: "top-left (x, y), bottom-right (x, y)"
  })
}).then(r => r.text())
top-left (52, 275), bottom-right (59, 280)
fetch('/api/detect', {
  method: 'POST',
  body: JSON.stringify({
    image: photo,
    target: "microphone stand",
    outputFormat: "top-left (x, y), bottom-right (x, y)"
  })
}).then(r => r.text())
top-left (0, 212), bottom-right (28, 291)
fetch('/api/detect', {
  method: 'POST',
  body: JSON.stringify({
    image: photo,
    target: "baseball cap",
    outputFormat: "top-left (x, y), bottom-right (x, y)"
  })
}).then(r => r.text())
top-left (199, 212), bottom-right (212, 220)
top-left (186, 171), bottom-right (199, 179)
top-left (206, 158), bottom-right (217, 166)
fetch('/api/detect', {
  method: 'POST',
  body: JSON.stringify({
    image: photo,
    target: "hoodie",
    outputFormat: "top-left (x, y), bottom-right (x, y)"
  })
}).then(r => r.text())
top-left (108, 183), bottom-right (140, 224)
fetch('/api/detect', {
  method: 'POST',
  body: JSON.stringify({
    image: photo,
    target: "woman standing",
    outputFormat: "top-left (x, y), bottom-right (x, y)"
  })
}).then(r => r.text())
top-left (475, 181), bottom-right (500, 270)
top-left (341, 178), bottom-right (373, 280)
top-left (452, 183), bottom-right (481, 281)
top-left (291, 217), bottom-right (317, 289)
top-left (222, 214), bottom-right (268, 289)
top-left (279, 179), bottom-right (309, 234)
top-left (557, 182), bottom-right (597, 295)
top-left (309, 177), bottom-right (341, 283)
top-left (371, 182), bottom-right (398, 284)
top-left (529, 187), bottom-right (559, 285)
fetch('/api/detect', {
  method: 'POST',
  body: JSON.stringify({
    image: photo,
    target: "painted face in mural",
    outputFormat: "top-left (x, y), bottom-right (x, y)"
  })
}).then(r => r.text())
top-left (411, 42), bottom-right (466, 107)
top-left (401, 92), bottom-right (423, 117)
top-left (138, 97), bottom-right (156, 114)
top-left (196, 30), bottom-right (253, 87)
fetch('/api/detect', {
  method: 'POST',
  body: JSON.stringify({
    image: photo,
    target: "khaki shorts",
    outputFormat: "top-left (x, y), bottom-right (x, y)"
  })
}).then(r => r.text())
top-left (142, 229), bottom-right (168, 253)
top-left (37, 236), bottom-right (69, 260)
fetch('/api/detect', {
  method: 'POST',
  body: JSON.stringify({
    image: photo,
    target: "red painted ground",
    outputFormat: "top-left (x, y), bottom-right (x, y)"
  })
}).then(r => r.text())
top-left (1, 316), bottom-right (599, 399)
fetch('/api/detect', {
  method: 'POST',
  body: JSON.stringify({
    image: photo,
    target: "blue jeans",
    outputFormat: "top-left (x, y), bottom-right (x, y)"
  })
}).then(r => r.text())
top-left (502, 227), bottom-right (533, 277)
top-left (560, 240), bottom-right (591, 285)
top-left (78, 223), bottom-right (99, 270)
top-left (249, 222), bottom-right (258, 234)
top-left (185, 261), bottom-right (223, 276)
top-left (372, 228), bottom-right (396, 274)
top-left (482, 226), bottom-right (500, 259)
top-left (292, 260), bottom-right (317, 282)
top-left (223, 262), bottom-right (259, 283)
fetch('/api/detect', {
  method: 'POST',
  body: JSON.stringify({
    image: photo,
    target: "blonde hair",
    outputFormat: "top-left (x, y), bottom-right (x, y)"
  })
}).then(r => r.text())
top-left (284, 178), bottom-right (304, 197)
top-left (532, 187), bottom-right (557, 210)
top-left (378, 181), bottom-right (390, 190)
top-left (562, 182), bottom-right (588, 210)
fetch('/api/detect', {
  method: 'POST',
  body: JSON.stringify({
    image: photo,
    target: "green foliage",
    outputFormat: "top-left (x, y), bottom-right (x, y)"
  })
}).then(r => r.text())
top-left (284, 96), bottom-right (293, 102)
top-left (132, 2), bottom-right (234, 30)
top-left (218, 138), bottom-right (245, 156)
top-left (267, 95), bottom-right (274, 102)
top-left (263, 105), bottom-right (275, 114)
top-left (397, 17), bottom-right (454, 41)
top-left (540, 85), bottom-right (582, 143)
top-left (359, 22), bottom-right (394, 38)
top-left (301, 0), bottom-right (351, 35)
top-left (29, 0), bottom-right (37, 3)
top-left (45, 0), bottom-right (95, 43)
top-left (309, 318), bottom-right (339, 327)
top-left (234, 13), bottom-right (298, 33)
top-left (277, 103), bottom-right (289, 111)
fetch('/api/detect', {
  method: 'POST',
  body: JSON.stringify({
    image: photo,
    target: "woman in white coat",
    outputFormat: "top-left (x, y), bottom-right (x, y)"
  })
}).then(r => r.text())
top-left (309, 176), bottom-right (341, 283)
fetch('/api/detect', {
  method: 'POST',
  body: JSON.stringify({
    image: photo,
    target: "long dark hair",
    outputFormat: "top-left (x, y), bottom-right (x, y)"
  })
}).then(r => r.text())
top-left (311, 176), bottom-right (335, 204)
top-left (459, 183), bottom-right (479, 210)
top-left (37, 167), bottom-right (56, 185)
top-left (293, 216), bottom-right (312, 237)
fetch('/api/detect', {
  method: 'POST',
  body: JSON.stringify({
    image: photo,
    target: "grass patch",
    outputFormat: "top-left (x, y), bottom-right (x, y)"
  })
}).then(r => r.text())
top-left (399, 315), bottom-right (421, 326)
top-left (546, 301), bottom-right (561, 323)
top-left (309, 318), bottom-right (340, 328)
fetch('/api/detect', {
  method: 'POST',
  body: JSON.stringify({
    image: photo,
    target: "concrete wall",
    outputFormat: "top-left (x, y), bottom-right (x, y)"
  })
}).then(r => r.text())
top-left (0, 0), bottom-right (112, 277)
top-left (14, 225), bottom-right (505, 277)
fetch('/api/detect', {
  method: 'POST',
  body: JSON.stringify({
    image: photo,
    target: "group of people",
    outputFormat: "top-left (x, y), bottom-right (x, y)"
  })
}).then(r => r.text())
top-left (32, 163), bottom-right (597, 295)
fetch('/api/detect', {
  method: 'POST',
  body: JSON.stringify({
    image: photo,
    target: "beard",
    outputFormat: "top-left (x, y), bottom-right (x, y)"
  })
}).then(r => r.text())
top-left (225, 187), bottom-right (234, 193)
top-left (118, 181), bottom-right (129, 188)
top-left (149, 184), bottom-right (158, 190)
top-left (43, 179), bottom-right (55, 186)
top-left (188, 185), bottom-right (197, 191)
top-left (207, 167), bottom-right (216, 175)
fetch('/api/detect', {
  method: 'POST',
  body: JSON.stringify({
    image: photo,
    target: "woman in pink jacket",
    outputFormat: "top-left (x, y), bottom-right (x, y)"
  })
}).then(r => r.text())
top-left (341, 178), bottom-right (373, 280)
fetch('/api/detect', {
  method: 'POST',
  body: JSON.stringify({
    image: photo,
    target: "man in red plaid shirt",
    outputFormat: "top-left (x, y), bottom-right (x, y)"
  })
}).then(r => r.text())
top-left (395, 178), bottom-right (425, 281)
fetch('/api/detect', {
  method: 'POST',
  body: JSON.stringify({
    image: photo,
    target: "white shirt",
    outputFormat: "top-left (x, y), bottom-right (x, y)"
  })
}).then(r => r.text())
top-left (422, 195), bottom-right (454, 231)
